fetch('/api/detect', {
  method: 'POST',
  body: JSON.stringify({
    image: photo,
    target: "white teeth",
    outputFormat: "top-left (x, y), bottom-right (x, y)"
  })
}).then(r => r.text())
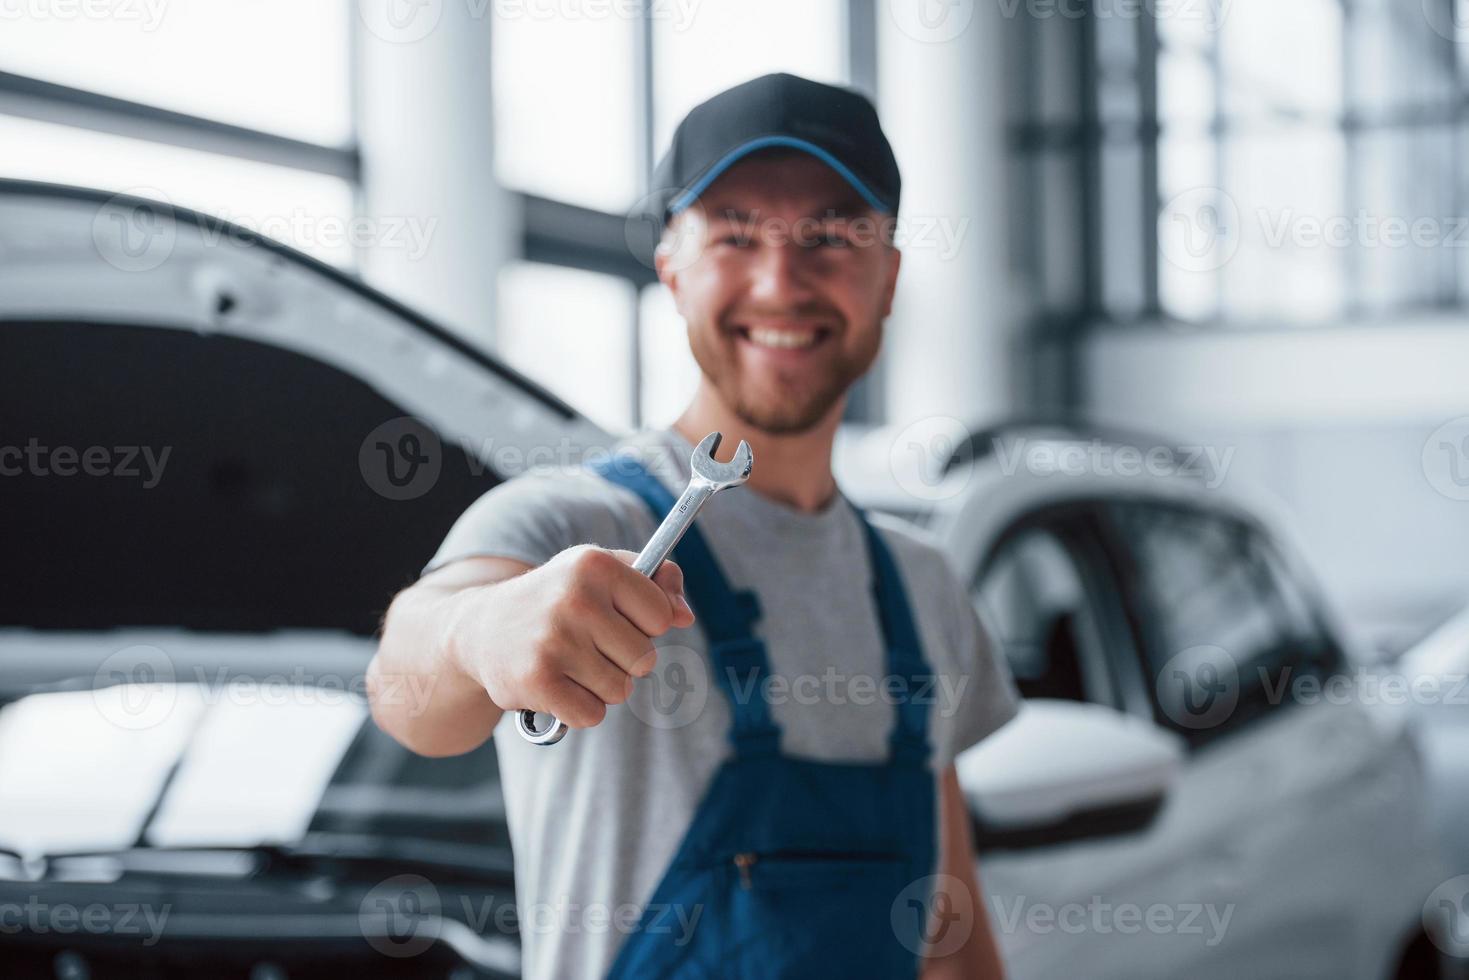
top-left (747, 328), bottom-right (818, 350)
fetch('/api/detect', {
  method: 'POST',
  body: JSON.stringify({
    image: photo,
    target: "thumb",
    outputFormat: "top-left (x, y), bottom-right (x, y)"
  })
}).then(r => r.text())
top-left (654, 559), bottom-right (696, 628)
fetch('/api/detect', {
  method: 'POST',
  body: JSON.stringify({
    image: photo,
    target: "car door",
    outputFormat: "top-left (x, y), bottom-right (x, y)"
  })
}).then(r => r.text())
top-left (969, 503), bottom-right (1254, 980)
top-left (1094, 499), bottom-right (1435, 980)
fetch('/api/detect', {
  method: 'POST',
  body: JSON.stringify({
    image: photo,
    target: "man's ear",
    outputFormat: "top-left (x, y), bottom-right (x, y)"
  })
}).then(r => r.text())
top-left (653, 222), bottom-right (683, 314)
top-left (880, 245), bottom-right (902, 319)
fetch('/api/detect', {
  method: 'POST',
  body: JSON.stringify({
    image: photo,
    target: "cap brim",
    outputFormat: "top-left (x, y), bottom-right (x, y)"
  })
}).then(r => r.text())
top-left (666, 135), bottom-right (892, 217)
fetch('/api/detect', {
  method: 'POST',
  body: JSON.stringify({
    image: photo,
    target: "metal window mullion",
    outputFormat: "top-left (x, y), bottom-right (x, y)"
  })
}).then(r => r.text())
top-left (1060, 9), bottom-right (1104, 415)
top-left (1441, 0), bottom-right (1464, 306)
top-left (1208, 13), bottom-right (1225, 319)
top-left (633, 0), bottom-right (657, 428)
top-left (1138, 8), bottom-right (1160, 320)
top-left (0, 70), bottom-right (358, 181)
top-left (845, 0), bottom-right (878, 98)
top-left (348, 0), bottom-right (368, 269)
top-left (1341, 0), bottom-right (1362, 317)
top-left (1078, 11), bottom-right (1103, 325)
top-left (842, 0), bottom-right (880, 423)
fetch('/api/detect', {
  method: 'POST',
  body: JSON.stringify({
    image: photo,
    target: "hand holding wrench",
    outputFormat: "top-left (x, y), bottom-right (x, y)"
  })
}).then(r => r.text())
top-left (515, 432), bottom-right (754, 745)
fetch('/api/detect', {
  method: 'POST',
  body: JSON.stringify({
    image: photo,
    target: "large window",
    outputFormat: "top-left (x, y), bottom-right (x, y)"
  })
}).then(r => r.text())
top-left (490, 11), bottom-right (641, 212)
top-left (0, 1), bottom-right (356, 265)
top-left (4, 0), bottom-right (874, 430)
top-left (1007, 0), bottom-right (1469, 329)
top-left (492, 0), bottom-right (867, 431)
top-left (0, 1), bottom-right (352, 143)
top-left (497, 262), bottom-right (637, 432)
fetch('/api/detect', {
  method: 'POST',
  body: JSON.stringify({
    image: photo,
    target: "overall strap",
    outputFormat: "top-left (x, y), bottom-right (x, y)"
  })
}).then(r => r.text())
top-left (590, 455), bottom-right (782, 756)
top-left (855, 511), bottom-right (933, 765)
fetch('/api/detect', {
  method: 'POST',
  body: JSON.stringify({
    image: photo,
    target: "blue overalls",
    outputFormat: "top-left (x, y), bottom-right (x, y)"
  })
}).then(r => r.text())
top-left (593, 457), bottom-right (939, 980)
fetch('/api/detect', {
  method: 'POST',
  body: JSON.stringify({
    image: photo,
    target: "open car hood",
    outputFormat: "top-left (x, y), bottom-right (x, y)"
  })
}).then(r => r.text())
top-left (0, 179), bottom-right (607, 636)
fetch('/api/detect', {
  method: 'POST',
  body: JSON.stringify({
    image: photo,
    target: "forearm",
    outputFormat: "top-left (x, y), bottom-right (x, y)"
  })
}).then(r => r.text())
top-left (921, 766), bottom-right (1006, 980)
top-left (368, 580), bottom-right (504, 757)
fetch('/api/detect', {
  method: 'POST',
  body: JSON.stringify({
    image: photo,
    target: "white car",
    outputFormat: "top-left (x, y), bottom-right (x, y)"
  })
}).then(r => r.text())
top-left (1, 180), bottom-right (1457, 978)
top-left (838, 421), bottom-right (1464, 979)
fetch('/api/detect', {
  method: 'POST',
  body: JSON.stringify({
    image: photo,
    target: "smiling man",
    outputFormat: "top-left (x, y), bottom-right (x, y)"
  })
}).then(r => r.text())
top-left (369, 73), bottom-right (1019, 979)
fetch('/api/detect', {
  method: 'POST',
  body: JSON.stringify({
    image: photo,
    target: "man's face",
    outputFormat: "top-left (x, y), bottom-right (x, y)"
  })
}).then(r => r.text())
top-left (656, 152), bottom-right (901, 435)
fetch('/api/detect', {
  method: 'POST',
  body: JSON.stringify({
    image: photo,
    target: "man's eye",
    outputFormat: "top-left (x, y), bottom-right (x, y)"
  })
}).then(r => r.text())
top-left (819, 232), bottom-right (851, 248)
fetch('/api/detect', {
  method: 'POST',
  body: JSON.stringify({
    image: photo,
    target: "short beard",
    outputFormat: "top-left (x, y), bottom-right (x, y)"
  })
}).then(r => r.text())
top-left (691, 322), bottom-right (882, 436)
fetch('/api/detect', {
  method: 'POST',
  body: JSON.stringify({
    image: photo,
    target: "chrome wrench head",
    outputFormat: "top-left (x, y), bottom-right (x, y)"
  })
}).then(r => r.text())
top-left (516, 431), bottom-right (752, 746)
top-left (689, 431), bottom-right (753, 491)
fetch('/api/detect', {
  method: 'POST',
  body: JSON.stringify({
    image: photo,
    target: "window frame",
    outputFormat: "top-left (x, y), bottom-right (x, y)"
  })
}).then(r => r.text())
top-left (1007, 2), bottom-right (1469, 341)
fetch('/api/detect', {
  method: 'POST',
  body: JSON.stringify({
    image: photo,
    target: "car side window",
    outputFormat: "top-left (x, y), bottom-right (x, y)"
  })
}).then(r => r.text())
top-left (1106, 502), bottom-right (1339, 746)
top-left (974, 517), bottom-right (1118, 706)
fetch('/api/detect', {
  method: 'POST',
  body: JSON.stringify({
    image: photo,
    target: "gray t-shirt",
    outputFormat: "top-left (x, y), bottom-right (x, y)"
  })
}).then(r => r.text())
top-left (427, 427), bottom-right (1020, 980)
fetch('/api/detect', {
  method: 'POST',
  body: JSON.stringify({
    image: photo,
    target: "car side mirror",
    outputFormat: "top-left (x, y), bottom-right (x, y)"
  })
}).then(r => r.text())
top-left (956, 699), bottom-right (1184, 851)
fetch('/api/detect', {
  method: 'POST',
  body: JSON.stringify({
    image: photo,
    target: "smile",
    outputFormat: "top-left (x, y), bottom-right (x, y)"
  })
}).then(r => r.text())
top-left (734, 326), bottom-right (832, 351)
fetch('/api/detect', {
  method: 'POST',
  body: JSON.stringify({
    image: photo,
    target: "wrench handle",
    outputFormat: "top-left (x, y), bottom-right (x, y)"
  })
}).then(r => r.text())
top-left (632, 481), bottom-right (713, 576)
top-left (516, 480), bottom-right (715, 746)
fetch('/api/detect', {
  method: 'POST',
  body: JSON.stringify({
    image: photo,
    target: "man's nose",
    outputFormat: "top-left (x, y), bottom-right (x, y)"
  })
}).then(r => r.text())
top-left (747, 238), bottom-right (817, 305)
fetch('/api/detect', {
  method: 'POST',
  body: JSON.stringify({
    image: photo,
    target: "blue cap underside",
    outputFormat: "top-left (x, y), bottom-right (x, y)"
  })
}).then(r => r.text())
top-left (667, 135), bottom-right (890, 216)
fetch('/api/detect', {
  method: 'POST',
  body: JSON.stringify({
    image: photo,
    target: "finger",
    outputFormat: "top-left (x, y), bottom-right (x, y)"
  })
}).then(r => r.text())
top-left (606, 548), bottom-right (686, 599)
top-left (591, 612), bottom-right (660, 676)
top-left (604, 553), bottom-right (683, 637)
top-left (651, 560), bottom-right (696, 628)
top-left (566, 645), bottom-right (634, 707)
top-left (536, 676), bottom-right (607, 730)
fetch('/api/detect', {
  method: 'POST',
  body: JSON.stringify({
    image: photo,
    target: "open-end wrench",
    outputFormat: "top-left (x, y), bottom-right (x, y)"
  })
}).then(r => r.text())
top-left (515, 432), bottom-right (754, 746)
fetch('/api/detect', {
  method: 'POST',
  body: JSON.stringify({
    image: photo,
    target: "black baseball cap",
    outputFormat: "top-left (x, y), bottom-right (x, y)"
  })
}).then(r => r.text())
top-left (647, 72), bottom-right (902, 224)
